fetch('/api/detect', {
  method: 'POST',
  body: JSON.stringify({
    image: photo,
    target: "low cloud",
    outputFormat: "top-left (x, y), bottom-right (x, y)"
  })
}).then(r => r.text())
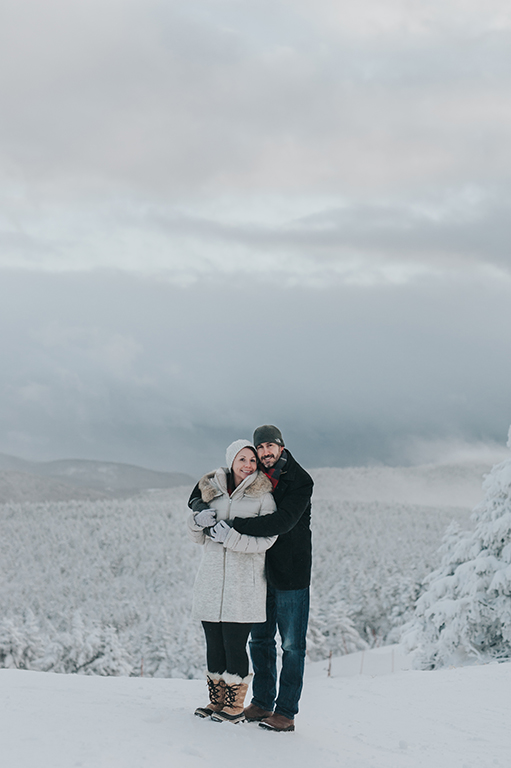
top-left (404, 436), bottom-right (510, 467)
top-left (0, 269), bottom-right (509, 474)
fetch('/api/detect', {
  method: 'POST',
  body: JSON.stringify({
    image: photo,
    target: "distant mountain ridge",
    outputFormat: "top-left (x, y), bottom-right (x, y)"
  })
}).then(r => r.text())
top-left (0, 452), bottom-right (493, 507)
top-left (0, 471), bottom-right (109, 503)
top-left (0, 453), bottom-right (195, 502)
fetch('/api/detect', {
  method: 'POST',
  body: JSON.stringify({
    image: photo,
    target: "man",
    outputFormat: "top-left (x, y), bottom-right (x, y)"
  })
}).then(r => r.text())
top-left (188, 425), bottom-right (313, 732)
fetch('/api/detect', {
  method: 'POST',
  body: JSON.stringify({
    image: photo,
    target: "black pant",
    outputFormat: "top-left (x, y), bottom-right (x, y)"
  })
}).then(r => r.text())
top-left (202, 621), bottom-right (252, 678)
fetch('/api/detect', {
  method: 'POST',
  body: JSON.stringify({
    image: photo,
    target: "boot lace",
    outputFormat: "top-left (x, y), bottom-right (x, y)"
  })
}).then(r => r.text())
top-left (207, 677), bottom-right (222, 706)
top-left (223, 682), bottom-right (239, 710)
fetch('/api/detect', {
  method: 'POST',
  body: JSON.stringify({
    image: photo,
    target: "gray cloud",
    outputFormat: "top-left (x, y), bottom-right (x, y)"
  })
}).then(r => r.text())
top-left (1, 0), bottom-right (511, 473)
top-left (2, 187), bottom-right (511, 281)
top-left (2, 0), bottom-right (511, 197)
top-left (0, 269), bottom-right (509, 475)
top-left (2, 0), bottom-right (511, 281)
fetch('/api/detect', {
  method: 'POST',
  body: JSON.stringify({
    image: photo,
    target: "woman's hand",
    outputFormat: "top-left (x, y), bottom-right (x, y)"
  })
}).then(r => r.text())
top-left (209, 520), bottom-right (232, 543)
top-left (194, 509), bottom-right (217, 528)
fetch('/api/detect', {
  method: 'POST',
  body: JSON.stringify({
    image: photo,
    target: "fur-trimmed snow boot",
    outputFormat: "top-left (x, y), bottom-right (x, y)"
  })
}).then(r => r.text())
top-left (194, 672), bottom-right (225, 718)
top-left (210, 672), bottom-right (252, 723)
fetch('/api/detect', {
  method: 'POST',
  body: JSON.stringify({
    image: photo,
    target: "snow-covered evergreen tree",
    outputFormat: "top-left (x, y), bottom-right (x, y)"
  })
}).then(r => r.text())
top-left (37, 612), bottom-right (133, 675)
top-left (307, 595), bottom-right (367, 661)
top-left (403, 428), bottom-right (511, 669)
top-left (0, 611), bottom-right (43, 669)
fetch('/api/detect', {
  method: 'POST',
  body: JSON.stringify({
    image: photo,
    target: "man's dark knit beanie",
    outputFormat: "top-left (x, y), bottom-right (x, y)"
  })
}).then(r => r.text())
top-left (253, 425), bottom-right (285, 448)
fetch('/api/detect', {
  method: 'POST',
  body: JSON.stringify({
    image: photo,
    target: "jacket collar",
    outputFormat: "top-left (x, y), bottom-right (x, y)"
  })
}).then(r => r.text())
top-left (198, 468), bottom-right (272, 503)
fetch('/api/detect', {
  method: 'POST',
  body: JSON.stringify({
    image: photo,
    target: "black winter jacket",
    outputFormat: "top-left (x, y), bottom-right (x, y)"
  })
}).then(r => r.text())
top-left (188, 450), bottom-right (313, 591)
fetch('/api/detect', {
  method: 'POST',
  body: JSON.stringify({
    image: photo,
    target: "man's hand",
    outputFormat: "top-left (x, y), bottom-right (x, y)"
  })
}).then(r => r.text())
top-left (209, 520), bottom-right (231, 543)
top-left (194, 509), bottom-right (217, 528)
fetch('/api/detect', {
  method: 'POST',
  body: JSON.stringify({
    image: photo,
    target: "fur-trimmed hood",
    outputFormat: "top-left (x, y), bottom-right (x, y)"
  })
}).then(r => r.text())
top-left (198, 468), bottom-right (272, 504)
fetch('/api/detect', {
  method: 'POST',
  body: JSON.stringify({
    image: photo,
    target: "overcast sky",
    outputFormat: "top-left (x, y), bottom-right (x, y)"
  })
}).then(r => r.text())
top-left (1, 0), bottom-right (511, 475)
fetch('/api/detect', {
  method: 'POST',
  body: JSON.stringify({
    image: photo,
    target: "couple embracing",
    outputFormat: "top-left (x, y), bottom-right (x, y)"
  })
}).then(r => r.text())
top-left (187, 425), bottom-right (313, 732)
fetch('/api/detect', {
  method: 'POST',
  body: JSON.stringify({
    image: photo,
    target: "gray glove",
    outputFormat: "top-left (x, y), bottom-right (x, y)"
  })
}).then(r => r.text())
top-left (210, 520), bottom-right (232, 544)
top-left (194, 509), bottom-right (217, 528)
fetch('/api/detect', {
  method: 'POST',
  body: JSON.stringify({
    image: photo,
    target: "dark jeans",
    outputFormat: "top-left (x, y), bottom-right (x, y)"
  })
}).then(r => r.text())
top-left (249, 586), bottom-right (309, 720)
top-left (201, 621), bottom-right (252, 678)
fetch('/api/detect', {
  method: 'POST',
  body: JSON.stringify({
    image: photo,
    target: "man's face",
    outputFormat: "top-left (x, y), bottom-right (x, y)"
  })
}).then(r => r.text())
top-left (256, 442), bottom-right (284, 469)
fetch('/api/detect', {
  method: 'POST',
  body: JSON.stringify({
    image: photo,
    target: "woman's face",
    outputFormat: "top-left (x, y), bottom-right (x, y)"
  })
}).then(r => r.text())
top-left (231, 447), bottom-right (258, 485)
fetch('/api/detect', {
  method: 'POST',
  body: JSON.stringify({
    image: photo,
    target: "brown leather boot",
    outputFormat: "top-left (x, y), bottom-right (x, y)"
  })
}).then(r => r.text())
top-left (244, 703), bottom-right (273, 721)
top-left (211, 673), bottom-right (252, 723)
top-left (194, 673), bottom-right (225, 718)
top-left (259, 713), bottom-right (295, 732)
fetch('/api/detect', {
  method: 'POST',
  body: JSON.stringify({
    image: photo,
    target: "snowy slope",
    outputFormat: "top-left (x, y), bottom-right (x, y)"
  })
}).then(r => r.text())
top-left (1, 654), bottom-right (509, 768)
top-left (1, 459), bottom-right (508, 765)
top-left (0, 470), bottom-right (109, 502)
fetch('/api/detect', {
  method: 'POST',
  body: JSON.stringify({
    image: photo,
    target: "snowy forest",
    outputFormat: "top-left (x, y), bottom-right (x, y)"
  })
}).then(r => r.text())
top-left (2, 454), bottom-right (496, 678)
top-left (403, 433), bottom-right (511, 669)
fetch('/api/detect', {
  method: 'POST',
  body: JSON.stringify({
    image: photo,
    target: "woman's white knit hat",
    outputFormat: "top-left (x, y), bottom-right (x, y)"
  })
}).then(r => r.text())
top-left (225, 439), bottom-right (256, 469)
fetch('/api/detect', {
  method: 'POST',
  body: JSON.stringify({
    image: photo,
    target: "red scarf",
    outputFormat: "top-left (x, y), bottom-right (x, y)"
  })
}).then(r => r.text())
top-left (263, 452), bottom-right (287, 490)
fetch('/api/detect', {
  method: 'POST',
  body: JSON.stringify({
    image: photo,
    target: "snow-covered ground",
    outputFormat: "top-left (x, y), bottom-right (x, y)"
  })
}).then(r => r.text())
top-left (2, 647), bottom-right (509, 768)
top-left (2, 458), bottom-right (508, 766)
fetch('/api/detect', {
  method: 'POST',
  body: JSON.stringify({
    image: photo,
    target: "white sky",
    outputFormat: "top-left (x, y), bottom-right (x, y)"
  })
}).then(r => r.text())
top-left (1, 0), bottom-right (510, 472)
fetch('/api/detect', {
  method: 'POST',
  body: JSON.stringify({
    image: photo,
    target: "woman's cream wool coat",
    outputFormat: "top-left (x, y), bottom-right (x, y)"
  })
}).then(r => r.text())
top-left (188, 468), bottom-right (277, 623)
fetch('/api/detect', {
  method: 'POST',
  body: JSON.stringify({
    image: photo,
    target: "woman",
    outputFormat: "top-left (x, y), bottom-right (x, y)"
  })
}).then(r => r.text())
top-left (188, 439), bottom-right (277, 723)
